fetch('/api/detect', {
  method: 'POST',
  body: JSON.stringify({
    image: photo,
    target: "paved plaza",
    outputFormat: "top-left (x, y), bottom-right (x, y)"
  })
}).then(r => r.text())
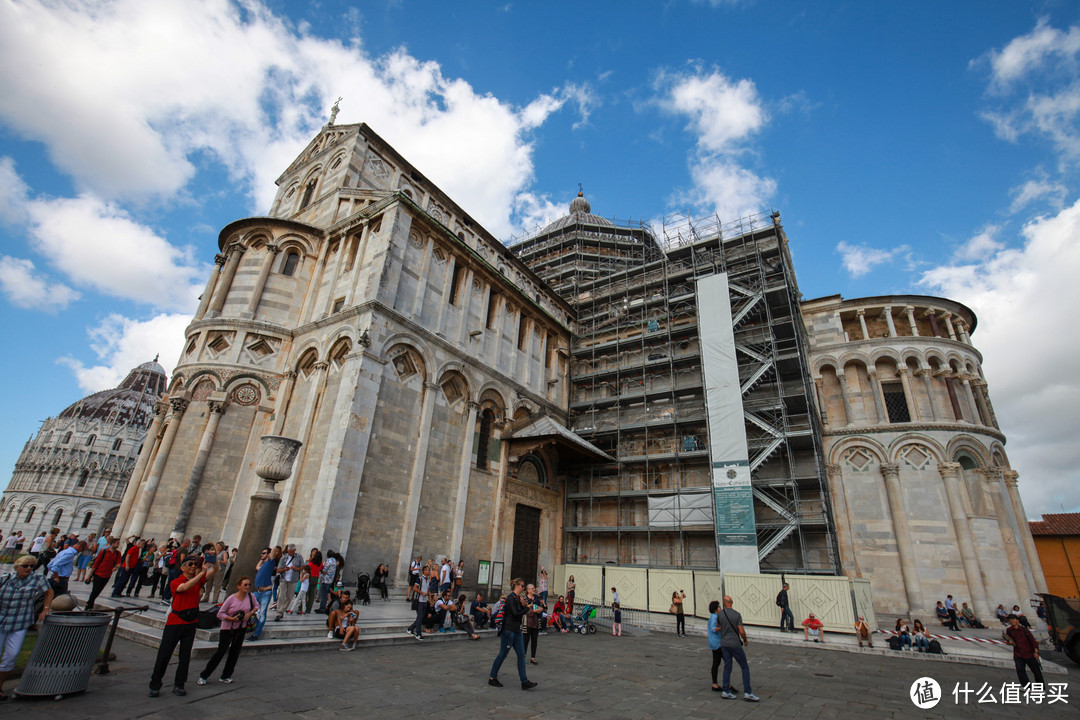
top-left (5, 625), bottom-right (1077, 719)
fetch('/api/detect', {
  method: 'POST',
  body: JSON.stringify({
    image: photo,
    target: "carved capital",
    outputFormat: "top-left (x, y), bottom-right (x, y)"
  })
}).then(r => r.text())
top-left (937, 462), bottom-right (961, 479)
top-left (1003, 470), bottom-right (1020, 486)
top-left (913, 368), bottom-right (929, 377)
top-left (229, 243), bottom-right (247, 258)
top-left (466, 401), bottom-right (482, 412)
top-left (313, 361), bottom-right (330, 372)
top-left (207, 399), bottom-right (227, 415)
top-left (987, 466), bottom-right (1005, 482)
top-left (825, 463), bottom-right (843, 478)
top-left (169, 397), bottom-right (189, 415)
top-left (897, 367), bottom-right (909, 378)
top-left (867, 370), bottom-right (878, 381)
top-left (214, 253), bottom-right (228, 267)
top-left (836, 374), bottom-right (849, 387)
top-left (856, 308), bottom-right (866, 317)
top-left (266, 243), bottom-right (281, 255)
top-left (880, 463), bottom-right (900, 481)
top-left (423, 381), bottom-right (440, 391)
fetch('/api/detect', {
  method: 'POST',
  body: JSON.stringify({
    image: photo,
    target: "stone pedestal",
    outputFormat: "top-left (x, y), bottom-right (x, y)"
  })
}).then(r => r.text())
top-left (232, 436), bottom-right (302, 586)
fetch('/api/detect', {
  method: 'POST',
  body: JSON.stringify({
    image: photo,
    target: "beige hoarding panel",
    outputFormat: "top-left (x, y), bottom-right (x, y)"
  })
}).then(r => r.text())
top-left (605, 566), bottom-right (648, 610)
top-left (852, 578), bottom-right (877, 630)
top-left (726, 573), bottom-right (855, 633)
top-left (560, 564), bottom-right (603, 606)
top-left (693, 571), bottom-right (724, 619)
top-left (647, 569), bottom-right (695, 616)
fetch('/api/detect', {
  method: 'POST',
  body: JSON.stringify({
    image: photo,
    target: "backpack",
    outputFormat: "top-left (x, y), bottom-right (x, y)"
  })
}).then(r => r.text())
top-left (887, 635), bottom-right (903, 651)
top-left (167, 549), bottom-right (180, 569)
top-left (775, 592), bottom-right (784, 607)
top-left (927, 639), bottom-right (944, 655)
top-left (491, 601), bottom-right (506, 633)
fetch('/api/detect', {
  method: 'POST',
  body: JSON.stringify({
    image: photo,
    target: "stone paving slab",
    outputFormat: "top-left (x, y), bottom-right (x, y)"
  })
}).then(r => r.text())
top-left (6, 622), bottom-right (1077, 719)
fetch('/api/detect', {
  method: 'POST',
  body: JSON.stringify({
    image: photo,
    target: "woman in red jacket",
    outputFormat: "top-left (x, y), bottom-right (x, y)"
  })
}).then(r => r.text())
top-left (84, 537), bottom-right (122, 610)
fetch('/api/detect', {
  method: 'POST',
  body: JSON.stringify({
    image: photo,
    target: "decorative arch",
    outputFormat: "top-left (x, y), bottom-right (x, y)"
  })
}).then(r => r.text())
top-left (243, 232), bottom-right (273, 251)
top-left (476, 384), bottom-right (512, 415)
top-left (327, 337), bottom-right (353, 369)
top-left (812, 355), bottom-right (841, 375)
top-left (946, 436), bottom-right (990, 467)
top-left (384, 342), bottom-right (428, 385)
top-left (275, 234), bottom-right (315, 257)
top-left (295, 346), bottom-right (321, 377)
top-left (375, 332), bottom-right (433, 366)
top-left (438, 368), bottom-right (471, 408)
top-left (827, 436), bottom-right (889, 469)
top-left (223, 374), bottom-right (270, 407)
top-left (517, 453), bottom-right (550, 488)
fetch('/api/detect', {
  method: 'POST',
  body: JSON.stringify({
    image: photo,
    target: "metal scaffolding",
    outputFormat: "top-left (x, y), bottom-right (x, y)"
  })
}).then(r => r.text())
top-left (510, 207), bottom-right (837, 574)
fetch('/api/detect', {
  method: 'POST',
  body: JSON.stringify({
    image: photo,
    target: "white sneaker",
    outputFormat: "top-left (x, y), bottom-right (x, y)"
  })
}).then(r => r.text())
top-left (219, 678), bottom-right (233, 684)
top-left (197, 677), bottom-right (206, 686)
top-left (328, 631), bottom-right (335, 639)
top-left (744, 693), bottom-right (760, 702)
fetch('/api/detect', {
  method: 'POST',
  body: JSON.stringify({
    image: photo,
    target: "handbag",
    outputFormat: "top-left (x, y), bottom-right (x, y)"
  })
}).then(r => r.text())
top-left (669, 603), bottom-right (678, 615)
top-left (243, 595), bottom-right (258, 633)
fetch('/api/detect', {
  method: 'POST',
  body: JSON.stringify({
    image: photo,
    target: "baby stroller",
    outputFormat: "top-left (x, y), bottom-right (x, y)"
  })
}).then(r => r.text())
top-left (573, 604), bottom-right (598, 635)
top-left (356, 573), bottom-right (372, 605)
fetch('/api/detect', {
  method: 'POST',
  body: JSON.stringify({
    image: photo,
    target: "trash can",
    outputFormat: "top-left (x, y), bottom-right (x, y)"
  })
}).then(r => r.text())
top-left (15, 611), bottom-right (112, 698)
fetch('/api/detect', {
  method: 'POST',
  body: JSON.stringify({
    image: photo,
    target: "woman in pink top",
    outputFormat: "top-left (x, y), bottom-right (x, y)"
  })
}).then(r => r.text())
top-left (198, 577), bottom-right (258, 685)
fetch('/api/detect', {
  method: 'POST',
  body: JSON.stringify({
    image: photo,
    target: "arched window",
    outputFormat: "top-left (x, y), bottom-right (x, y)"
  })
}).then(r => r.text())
top-left (76, 469), bottom-right (89, 487)
top-left (62, 432), bottom-right (72, 444)
top-left (112, 438), bottom-right (123, 451)
top-left (476, 408), bottom-right (495, 470)
top-left (25, 506), bottom-right (35, 523)
top-left (52, 508), bottom-right (63, 526)
top-left (85, 434), bottom-right (97, 447)
top-left (281, 251), bottom-right (300, 277)
top-left (4, 505), bottom-right (13, 522)
top-left (300, 179), bottom-right (317, 209)
top-left (82, 511), bottom-right (93, 529)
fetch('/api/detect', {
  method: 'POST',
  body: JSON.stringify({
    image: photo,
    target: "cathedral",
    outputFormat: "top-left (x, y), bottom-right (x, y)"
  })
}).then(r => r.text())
top-left (81, 119), bottom-right (1043, 618)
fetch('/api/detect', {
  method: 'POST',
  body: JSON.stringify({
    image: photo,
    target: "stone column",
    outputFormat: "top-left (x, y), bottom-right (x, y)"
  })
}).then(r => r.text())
top-left (394, 382), bottom-right (439, 586)
top-left (971, 380), bottom-right (998, 429)
top-left (836, 372), bottom-right (854, 426)
top-left (866, 370), bottom-right (887, 424)
top-left (449, 401), bottom-right (480, 562)
top-left (1004, 471), bottom-right (1049, 594)
top-left (881, 463), bottom-right (923, 614)
top-left (897, 367), bottom-right (919, 421)
top-left (826, 463), bottom-right (858, 577)
top-left (941, 313), bottom-right (957, 341)
top-left (270, 371), bottom-right (297, 435)
top-left (170, 398), bottom-right (227, 539)
top-left (814, 377), bottom-right (830, 428)
top-left (488, 419), bottom-right (513, 565)
top-left (938, 462), bottom-right (989, 618)
top-left (232, 435), bottom-right (302, 585)
top-left (926, 310), bottom-right (941, 338)
top-left (128, 397), bottom-right (189, 537)
top-left (342, 229), bottom-right (369, 310)
top-left (857, 309), bottom-right (869, 340)
top-left (904, 306), bottom-right (919, 336)
top-left (457, 268), bottom-right (475, 346)
top-left (194, 254), bottom-right (227, 320)
top-left (243, 244), bottom-right (280, 318)
top-left (939, 370), bottom-right (964, 420)
top-left (914, 368), bottom-right (938, 421)
top-left (435, 255), bottom-right (456, 335)
top-left (959, 376), bottom-right (981, 425)
top-left (207, 245), bottom-right (245, 317)
top-left (300, 239), bottom-right (333, 325)
top-left (955, 318), bottom-right (971, 344)
top-left (410, 237), bottom-right (434, 318)
top-left (881, 306), bottom-right (897, 337)
top-left (986, 466), bottom-right (1032, 603)
top-left (320, 234), bottom-right (346, 317)
top-left (273, 362), bottom-right (329, 540)
top-left (112, 401), bottom-right (167, 535)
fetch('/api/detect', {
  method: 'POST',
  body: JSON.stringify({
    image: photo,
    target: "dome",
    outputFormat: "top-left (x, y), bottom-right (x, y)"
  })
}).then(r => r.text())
top-left (57, 359), bottom-right (167, 428)
top-left (539, 191), bottom-right (616, 235)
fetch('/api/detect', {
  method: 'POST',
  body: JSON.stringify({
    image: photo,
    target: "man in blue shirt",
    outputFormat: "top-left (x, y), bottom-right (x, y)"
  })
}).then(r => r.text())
top-left (249, 548), bottom-right (275, 641)
top-left (46, 541), bottom-right (85, 596)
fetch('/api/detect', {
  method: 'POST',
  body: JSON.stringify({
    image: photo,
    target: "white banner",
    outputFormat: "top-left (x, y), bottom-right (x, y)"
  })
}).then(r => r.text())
top-left (647, 492), bottom-right (715, 527)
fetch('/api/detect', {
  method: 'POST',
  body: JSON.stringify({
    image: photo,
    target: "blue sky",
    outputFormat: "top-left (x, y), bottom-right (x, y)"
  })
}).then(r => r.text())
top-left (1, 1), bottom-right (1078, 518)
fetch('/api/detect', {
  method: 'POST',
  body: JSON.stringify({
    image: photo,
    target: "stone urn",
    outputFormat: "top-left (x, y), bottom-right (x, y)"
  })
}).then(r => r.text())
top-left (254, 435), bottom-right (303, 493)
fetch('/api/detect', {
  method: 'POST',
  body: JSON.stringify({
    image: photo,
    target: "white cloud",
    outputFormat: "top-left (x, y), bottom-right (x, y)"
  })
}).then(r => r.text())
top-left (919, 198), bottom-right (1080, 516)
top-left (977, 20), bottom-right (1080, 164)
top-left (510, 192), bottom-right (566, 238)
top-left (0, 156), bottom-right (29, 224)
top-left (656, 66), bottom-right (775, 220)
top-left (1009, 175), bottom-right (1068, 213)
top-left (58, 312), bottom-right (189, 394)
top-left (984, 18), bottom-right (1080, 91)
top-left (953, 226), bottom-right (1004, 262)
top-left (0, 0), bottom-right (586, 238)
top-left (835, 241), bottom-right (905, 278)
top-left (0, 256), bottom-right (79, 311)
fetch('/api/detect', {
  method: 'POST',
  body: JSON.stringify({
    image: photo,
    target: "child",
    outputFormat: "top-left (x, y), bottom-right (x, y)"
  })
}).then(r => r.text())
top-left (612, 602), bottom-right (622, 637)
top-left (289, 568), bottom-right (311, 614)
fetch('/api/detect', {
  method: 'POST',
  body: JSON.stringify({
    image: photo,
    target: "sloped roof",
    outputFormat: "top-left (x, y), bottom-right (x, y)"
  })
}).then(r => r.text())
top-left (1030, 513), bottom-right (1080, 536)
top-left (506, 415), bottom-right (613, 462)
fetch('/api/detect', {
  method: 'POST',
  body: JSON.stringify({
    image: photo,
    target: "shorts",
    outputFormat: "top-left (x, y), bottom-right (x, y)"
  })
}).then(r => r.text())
top-left (332, 627), bottom-right (344, 639)
top-left (807, 628), bottom-right (820, 638)
top-left (77, 555), bottom-right (94, 570)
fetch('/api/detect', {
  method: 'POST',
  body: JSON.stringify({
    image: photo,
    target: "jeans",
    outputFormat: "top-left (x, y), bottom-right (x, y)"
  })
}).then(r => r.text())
top-left (676, 613), bottom-right (685, 635)
top-left (162, 569), bottom-right (180, 602)
top-left (721, 646), bottom-right (752, 695)
top-left (0, 629), bottom-right (28, 672)
top-left (149, 622), bottom-right (196, 690)
top-left (780, 606), bottom-right (795, 631)
top-left (1014, 656), bottom-right (1044, 685)
top-left (252, 590), bottom-right (272, 639)
top-left (112, 567), bottom-right (133, 596)
top-left (407, 601), bottom-right (428, 636)
top-left (318, 581), bottom-right (331, 612)
top-left (914, 636), bottom-right (930, 652)
top-left (898, 634), bottom-right (912, 649)
top-left (489, 629), bottom-right (528, 682)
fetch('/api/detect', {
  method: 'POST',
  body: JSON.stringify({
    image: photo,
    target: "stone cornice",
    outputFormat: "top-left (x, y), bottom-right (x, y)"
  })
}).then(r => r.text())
top-left (824, 422), bottom-right (1006, 443)
top-left (810, 335), bottom-right (983, 364)
top-left (185, 317), bottom-right (292, 338)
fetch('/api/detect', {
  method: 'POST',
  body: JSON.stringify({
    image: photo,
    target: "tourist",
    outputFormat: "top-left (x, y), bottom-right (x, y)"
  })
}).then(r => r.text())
top-left (488, 578), bottom-right (535, 690)
top-left (373, 561), bottom-right (390, 604)
top-left (943, 595), bottom-right (960, 631)
top-left (854, 615), bottom-right (873, 648)
top-left (911, 619), bottom-right (931, 652)
top-left (148, 543), bottom-right (168, 598)
top-left (454, 594), bottom-right (482, 639)
top-left (554, 595), bottom-right (575, 632)
top-left (455, 560), bottom-right (465, 590)
top-left (776, 582), bottom-right (794, 632)
top-left (46, 540), bottom-right (83, 596)
top-left (538, 567), bottom-right (548, 604)
top-left (710, 595), bottom-right (759, 702)
top-left (406, 566), bottom-right (432, 640)
top-left (289, 565), bottom-right (312, 615)
top-left (935, 601), bottom-right (951, 627)
top-left (199, 542), bottom-right (221, 603)
top-left (198, 576), bottom-right (257, 684)
top-left (960, 602), bottom-right (984, 629)
top-left (1011, 605), bottom-right (1032, 628)
top-left (996, 604), bottom-right (1010, 625)
top-left (305, 548), bottom-right (322, 613)
top-left (566, 575), bottom-right (576, 615)
top-left (672, 589), bottom-right (687, 637)
top-left (801, 612), bottom-right (825, 643)
top-left (1004, 614), bottom-right (1044, 686)
top-left (434, 588), bottom-right (458, 632)
top-left (894, 619), bottom-right (913, 650)
top-left (317, 550), bottom-right (338, 613)
top-left (0, 556), bottom-right (53, 700)
top-left (274, 544), bottom-right (301, 621)
top-left (407, 555), bottom-right (422, 601)
top-left (133, 540), bottom-right (156, 597)
top-left (27, 532), bottom-right (46, 568)
top-left (471, 592), bottom-right (491, 629)
top-left (0, 532), bottom-right (21, 564)
top-left (440, 557), bottom-right (453, 593)
top-left (74, 535), bottom-right (96, 582)
top-left (611, 587), bottom-right (620, 605)
top-left (612, 602), bottom-right (623, 637)
top-left (84, 537), bottom-right (122, 610)
top-left (148, 556), bottom-right (215, 697)
top-left (112, 537), bottom-right (142, 597)
top-left (524, 583), bottom-right (544, 661)
top-left (332, 602), bottom-right (360, 650)
top-left (249, 548), bottom-right (275, 642)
